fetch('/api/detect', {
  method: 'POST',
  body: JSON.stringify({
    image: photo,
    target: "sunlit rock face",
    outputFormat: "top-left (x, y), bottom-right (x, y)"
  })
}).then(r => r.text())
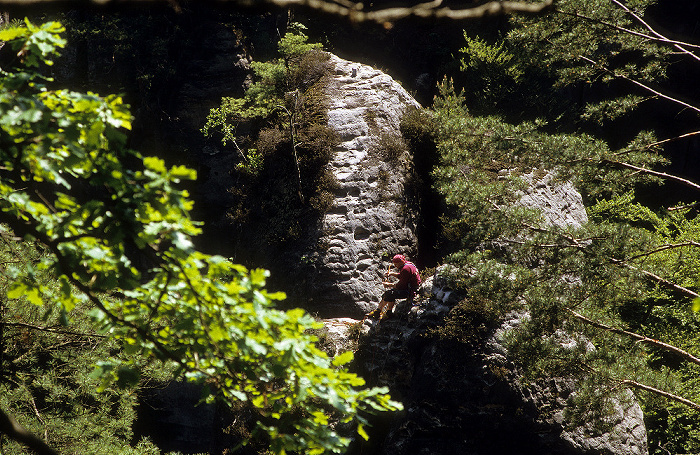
top-left (309, 54), bottom-right (421, 317)
top-left (518, 170), bottom-right (588, 229)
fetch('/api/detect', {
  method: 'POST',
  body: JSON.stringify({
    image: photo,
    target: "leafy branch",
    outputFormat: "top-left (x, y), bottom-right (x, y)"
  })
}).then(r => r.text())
top-left (0, 19), bottom-right (400, 454)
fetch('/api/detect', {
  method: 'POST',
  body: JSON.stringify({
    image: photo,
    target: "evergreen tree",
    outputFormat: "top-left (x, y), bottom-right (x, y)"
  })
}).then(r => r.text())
top-left (423, 1), bottom-right (700, 453)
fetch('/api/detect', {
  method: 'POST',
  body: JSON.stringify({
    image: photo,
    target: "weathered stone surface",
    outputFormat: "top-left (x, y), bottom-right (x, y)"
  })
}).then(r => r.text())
top-left (311, 54), bottom-right (421, 317)
top-left (518, 170), bottom-right (588, 229)
top-left (321, 170), bottom-right (646, 455)
top-left (488, 312), bottom-right (648, 455)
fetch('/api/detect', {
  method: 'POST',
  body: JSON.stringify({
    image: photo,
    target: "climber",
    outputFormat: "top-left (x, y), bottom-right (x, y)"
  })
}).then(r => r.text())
top-left (366, 254), bottom-right (421, 321)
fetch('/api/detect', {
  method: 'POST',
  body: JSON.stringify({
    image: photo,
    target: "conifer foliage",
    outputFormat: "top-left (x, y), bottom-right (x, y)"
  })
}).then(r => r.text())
top-left (0, 20), bottom-right (399, 454)
top-left (425, 1), bottom-right (700, 453)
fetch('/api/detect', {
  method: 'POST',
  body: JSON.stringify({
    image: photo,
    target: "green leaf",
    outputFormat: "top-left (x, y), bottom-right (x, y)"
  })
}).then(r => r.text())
top-left (332, 350), bottom-right (354, 367)
top-left (692, 297), bottom-right (700, 313)
top-left (7, 282), bottom-right (27, 299)
top-left (357, 423), bottom-right (370, 441)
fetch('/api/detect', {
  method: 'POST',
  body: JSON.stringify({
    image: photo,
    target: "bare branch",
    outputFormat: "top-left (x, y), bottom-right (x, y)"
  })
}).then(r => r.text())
top-left (621, 379), bottom-right (700, 411)
top-left (567, 308), bottom-right (700, 367)
top-left (643, 130), bottom-right (700, 150)
top-left (0, 408), bottom-right (60, 455)
top-left (0, 0), bottom-right (555, 23)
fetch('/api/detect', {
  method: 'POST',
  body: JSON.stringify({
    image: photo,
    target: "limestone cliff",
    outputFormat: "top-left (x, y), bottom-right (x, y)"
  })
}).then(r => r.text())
top-left (308, 54), bottom-right (422, 317)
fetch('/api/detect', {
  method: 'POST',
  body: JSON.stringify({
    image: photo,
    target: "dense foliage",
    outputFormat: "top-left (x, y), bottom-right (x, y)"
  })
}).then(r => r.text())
top-left (420, 1), bottom-right (700, 453)
top-left (0, 20), bottom-right (399, 454)
top-left (201, 23), bottom-right (339, 298)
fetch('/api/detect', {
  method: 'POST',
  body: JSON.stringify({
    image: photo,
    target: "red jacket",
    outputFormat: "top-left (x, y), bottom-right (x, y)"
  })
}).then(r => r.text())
top-left (395, 262), bottom-right (421, 295)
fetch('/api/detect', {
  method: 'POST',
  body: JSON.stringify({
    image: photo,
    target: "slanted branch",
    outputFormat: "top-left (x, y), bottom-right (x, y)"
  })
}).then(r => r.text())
top-left (567, 308), bottom-right (700, 367)
top-left (0, 0), bottom-right (555, 24)
top-left (0, 409), bottom-right (59, 455)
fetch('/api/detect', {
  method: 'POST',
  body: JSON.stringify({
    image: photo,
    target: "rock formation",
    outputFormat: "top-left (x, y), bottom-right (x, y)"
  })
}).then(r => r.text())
top-left (339, 279), bottom-right (648, 455)
top-left (321, 171), bottom-right (647, 455)
top-left (517, 170), bottom-right (589, 229)
top-left (310, 54), bottom-right (422, 317)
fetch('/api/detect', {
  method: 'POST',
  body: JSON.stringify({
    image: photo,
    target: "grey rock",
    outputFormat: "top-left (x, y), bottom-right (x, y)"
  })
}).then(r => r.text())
top-left (518, 170), bottom-right (588, 229)
top-left (311, 54), bottom-right (421, 317)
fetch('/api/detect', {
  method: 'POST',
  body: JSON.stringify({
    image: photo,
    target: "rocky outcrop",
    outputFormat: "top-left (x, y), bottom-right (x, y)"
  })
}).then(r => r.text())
top-left (321, 173), bottom-right (647, 455)
top-left (330, 272), bottom-right (648, 455)
top-left (310, 54), bottom-right (422, 317)
top-left (517, 170), bottom-right (588, 229)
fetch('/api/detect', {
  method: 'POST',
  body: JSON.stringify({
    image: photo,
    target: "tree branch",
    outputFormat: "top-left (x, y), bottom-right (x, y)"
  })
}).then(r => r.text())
top-left (610, 0), bottom-right (700, 64)
top-left (609, 257), bottom-right (700, 299)
top-left (604, 159), bottom-right (700, 192)
top-left (620, 379), bottom-right (700, 411)
top-left (567, 308), bottom-right (700, 367)
top-left (579, 55), bottom-right (700, 115)
top-left (0, 408), bottom-right (59, 455)
top-left (0, 0), bottom-right (555, 23)
top-left (643, 129), bottom-right (700, 150)
top-left (628, 241), bottom-right (700, 261)
top-left (557, 9), bottom-right (700, 53)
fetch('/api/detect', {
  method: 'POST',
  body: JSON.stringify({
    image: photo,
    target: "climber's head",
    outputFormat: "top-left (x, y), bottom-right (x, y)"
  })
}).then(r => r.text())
top-left (392, 254), bottom-right (406, 267)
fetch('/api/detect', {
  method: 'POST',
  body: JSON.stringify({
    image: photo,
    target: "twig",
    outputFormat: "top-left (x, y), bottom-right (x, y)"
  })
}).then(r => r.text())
top-left (609, 257), bottom-right (700, 299)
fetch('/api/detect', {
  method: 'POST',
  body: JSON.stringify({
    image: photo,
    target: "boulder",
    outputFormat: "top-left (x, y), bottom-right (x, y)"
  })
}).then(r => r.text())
top-left (325, 278), bottom-right (647, 455)
top-left (321, 171), bottom-right (646, 455)
top-left (517, 170), bottom-right (588, 229)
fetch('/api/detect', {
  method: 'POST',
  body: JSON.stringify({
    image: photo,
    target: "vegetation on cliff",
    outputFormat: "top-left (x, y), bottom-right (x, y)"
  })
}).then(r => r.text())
top-left (202, 23), bottom-right (338, 257)
top-left (2, 0), bottom-right (700, 453)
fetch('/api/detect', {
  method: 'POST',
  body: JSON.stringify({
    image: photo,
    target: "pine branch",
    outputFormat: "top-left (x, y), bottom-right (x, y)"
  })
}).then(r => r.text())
top-left (628, 241), bottom-right (700, 261)
top-left (611, 0), bottom-right (700, 64)
top-left (557, 9), bottom-right (700, 53)
top-left (620, 379), bottom-right (700, 411)
top-left (642, 130), bottom-right (700, 150)
top-left (609, 257), bottom-right (700, 300)
top-left (579, 55), bottom-right (700, 115)
top-left (567, 308), bottom-right (700, 367)
top-left (605, 159), bottom-right (700, 192)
